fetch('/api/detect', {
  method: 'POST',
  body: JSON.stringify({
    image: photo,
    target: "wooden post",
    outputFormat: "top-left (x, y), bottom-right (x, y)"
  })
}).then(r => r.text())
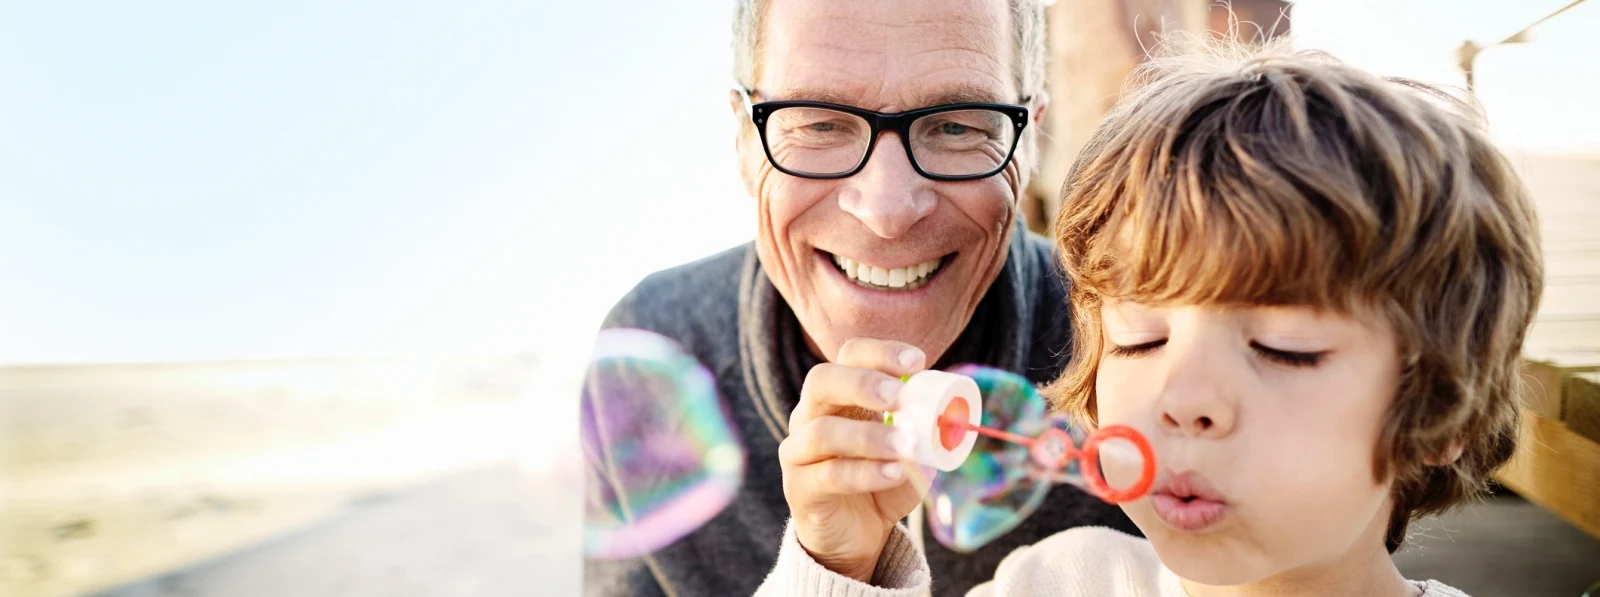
top-left (1025, 0), bottom-right (1290, 234)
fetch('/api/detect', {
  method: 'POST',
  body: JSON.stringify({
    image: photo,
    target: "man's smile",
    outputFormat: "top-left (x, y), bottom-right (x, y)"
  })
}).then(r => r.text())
top-left (818, 250), bottom-right (952, 291)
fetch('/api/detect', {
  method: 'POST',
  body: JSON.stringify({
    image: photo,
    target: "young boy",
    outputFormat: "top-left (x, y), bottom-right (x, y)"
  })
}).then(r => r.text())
top-left (757, 41), bottom-right (1543, 597)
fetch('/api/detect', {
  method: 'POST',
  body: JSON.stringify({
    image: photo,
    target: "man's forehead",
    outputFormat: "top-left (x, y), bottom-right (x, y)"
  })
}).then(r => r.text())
top-left (757, 0), bottom-right (1016, 110)
top-left (766, 83), bottom-right (1008, 110)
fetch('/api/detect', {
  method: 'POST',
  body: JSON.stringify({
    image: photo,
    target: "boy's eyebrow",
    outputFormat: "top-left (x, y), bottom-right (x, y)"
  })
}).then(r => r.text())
top-left (1101, 300), bottom-right (1153, 328)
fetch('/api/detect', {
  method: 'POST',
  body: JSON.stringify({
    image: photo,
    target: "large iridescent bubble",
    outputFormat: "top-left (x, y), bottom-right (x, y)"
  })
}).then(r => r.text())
top-left (580, 328), bottom-right (745, 560)
top-left (925, 364), bottom-right (1153, 553)
top-left (925, 364), bottom-right (1065, 552)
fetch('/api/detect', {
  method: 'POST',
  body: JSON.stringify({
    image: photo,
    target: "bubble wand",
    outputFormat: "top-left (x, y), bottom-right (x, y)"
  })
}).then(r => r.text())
top-left (886, 370), bottom-right (1157, 504)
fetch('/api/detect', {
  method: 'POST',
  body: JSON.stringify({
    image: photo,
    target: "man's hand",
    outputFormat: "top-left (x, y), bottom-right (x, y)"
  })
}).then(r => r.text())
top-left (780, 338), bottom-right (937, 583)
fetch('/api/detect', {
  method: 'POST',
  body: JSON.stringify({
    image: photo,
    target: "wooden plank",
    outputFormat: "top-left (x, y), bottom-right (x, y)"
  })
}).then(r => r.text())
top-left (1494, 412), bottom-right (1600, 540)
top-left (1519, 359), bottom-right (1567, 419)
top-left (1564, 373), bottom-right (1600, 445)
top-left (1516, 152), bottom-right (1600, 372)
top-left (1524, 316), bottom-right (1600, 372)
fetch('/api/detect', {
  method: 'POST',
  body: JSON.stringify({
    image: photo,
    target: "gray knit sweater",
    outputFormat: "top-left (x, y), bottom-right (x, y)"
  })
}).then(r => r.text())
top-left (583, 224), bottom-right (1138, 597)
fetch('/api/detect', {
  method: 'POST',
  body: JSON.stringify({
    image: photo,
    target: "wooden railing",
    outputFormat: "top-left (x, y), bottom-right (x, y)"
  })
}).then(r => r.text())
top-left (1494, 150), bottom-right (1600, 540)
top-left (1503, 361), bottom-right (1600, 539)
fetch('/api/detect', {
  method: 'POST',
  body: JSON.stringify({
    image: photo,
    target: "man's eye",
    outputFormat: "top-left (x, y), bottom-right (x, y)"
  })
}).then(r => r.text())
top-left (1251, 342), bottom-right (1326, 367)
top-left (1107, 339), bottom-right (1165, 357)
top-left (939, 122), bottom-right (972, 136)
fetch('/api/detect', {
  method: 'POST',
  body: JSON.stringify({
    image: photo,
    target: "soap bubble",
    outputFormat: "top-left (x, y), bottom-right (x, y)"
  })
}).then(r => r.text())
top-left (924, 365), bottom-right (1154, 553)
top-left (924, 364), bottom-right (1066, 552)
top-left (580, 328), bottom-right (745, 560)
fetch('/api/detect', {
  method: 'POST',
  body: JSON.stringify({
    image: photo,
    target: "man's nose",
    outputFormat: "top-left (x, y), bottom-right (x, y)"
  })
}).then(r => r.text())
top-left (837, 134), bottom-right (936, 239)
top-left (1154, 344), bottom-right (1239, 439)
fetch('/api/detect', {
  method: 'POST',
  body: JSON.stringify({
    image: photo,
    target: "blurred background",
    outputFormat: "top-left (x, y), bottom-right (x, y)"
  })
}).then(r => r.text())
top-left (1, 1), bottom-right (1596, 596)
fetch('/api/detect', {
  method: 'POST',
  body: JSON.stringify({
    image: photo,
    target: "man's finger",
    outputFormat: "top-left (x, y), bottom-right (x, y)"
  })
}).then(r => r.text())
top-left (835, 338), bottom-right (925, 376)
top-left (796, 458), bottom-right (913, 496)
top-left (790, 363), bottom-right (902, 430)
top-left (780, 416), bottom-right (912, 467)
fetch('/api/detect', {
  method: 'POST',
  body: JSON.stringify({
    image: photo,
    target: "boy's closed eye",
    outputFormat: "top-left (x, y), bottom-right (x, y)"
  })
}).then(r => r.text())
top-left (1105, 338), bottom-right (1328, 368)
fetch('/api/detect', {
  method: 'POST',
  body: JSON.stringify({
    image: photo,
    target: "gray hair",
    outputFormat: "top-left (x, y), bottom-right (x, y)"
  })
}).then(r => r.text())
top-left (732, 0), bottom-right (1048, 101)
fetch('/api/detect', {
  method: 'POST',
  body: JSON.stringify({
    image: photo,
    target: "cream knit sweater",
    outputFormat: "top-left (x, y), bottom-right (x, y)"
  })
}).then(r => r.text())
top-left (755, 521), bottom-right (1470, 597)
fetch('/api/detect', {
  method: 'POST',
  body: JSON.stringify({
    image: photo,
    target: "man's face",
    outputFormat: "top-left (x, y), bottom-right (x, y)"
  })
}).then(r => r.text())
top-left (732, 0), bottom-right (1041, 363)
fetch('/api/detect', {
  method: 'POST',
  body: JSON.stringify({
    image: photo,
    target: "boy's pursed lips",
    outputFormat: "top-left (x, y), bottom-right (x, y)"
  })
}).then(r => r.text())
top-left (1149, 470), bottom-right (1229, 532)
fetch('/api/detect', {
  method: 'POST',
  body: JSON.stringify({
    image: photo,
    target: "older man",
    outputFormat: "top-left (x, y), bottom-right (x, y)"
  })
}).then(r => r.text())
top-left (584, 0), bottom-right (1136, 595)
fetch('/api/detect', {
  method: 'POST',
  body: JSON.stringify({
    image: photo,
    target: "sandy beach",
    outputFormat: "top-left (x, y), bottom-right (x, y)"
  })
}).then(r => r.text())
top-left (0, 354), bottom-right (570, 597)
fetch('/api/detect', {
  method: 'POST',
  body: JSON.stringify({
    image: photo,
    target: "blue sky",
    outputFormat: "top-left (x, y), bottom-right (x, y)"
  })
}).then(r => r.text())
top-left (1293, 0), bottom-right (1600, 149)
top-left (0, 0), bottom-right (749, 364)
top-left (0, 0), bottom-right (1593, 365)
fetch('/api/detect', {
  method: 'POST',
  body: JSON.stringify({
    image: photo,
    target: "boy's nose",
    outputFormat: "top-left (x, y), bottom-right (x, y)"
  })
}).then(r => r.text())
top-left (1158, 395), bottom-right (1234, 438)
top-left (837, 134), bottom-right (936, 239)
top-left (1154, 351), bottom-right (1238, 439)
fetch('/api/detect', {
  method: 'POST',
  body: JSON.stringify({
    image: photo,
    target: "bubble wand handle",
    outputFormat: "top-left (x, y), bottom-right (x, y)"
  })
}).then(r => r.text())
top-left (937, 414), bottom-right (1039, 447)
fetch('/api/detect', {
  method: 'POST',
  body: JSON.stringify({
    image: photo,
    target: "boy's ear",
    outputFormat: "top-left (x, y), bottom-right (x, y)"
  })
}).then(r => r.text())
top-left (1424, 437), bottom-right (1466, 466)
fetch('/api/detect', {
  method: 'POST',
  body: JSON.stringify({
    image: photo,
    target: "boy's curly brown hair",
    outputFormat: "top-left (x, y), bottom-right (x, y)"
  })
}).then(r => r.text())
top-left (1041, 40), bottom-right (1544, 552)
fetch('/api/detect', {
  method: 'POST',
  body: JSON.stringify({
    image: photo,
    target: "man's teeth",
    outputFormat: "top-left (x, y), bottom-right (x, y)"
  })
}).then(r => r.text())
top-left (831, 254), bottom-right (943, 289)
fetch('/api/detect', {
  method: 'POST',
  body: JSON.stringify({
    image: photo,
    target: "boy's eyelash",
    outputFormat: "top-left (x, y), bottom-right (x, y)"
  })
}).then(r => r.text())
top-left (1250, 342), bottom-right (1326, 367)
top-left (1106, 339), bottom-right (1327, 367)
top-left (1107, 339), bottom-right (1165, 357)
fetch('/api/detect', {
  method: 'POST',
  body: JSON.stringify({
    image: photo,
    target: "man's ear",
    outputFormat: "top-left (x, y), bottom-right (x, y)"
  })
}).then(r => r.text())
top-left (1425, 437), bottom-right (1466, 466)
top-left (728, 89), bottom-right (761, 198)
top-left (1029, 89), bottom-right (1050, 131)
top-left (1021, 89), bottom-right (1050, 179)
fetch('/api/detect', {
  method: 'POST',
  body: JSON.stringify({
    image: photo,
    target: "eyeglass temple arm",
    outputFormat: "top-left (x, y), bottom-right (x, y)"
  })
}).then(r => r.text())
top-left (736, 86), bottom-right (756, 117)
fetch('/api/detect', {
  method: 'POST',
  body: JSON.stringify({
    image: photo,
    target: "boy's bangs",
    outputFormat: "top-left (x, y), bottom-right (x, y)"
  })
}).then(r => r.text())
top-left (1076, 167), bottom-right (1367, 311)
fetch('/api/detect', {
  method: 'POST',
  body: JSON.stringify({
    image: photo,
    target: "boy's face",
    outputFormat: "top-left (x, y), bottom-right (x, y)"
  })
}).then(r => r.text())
top-left (1095, 301), bottom-right (1401, 586)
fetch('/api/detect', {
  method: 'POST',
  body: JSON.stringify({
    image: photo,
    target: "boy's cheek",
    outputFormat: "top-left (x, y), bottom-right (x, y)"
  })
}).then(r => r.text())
top-left (1093, 365), bottom-right (1147, 428)
top-left (1117, 499), bottom-right (1158, 535)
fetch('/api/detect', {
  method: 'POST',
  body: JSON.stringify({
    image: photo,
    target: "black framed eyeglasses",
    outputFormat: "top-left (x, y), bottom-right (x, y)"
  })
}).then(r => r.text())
top-left (739, 89), bottom-right (1030, 181)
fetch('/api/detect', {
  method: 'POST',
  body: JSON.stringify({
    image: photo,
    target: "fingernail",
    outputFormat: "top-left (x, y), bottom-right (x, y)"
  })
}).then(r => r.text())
top-left (888, 429), bottom-right (915, 458)
top-left (877, 379), bottom-right (900, 407)
top-left (881, 462), bottom-right (903, 480)
top-left (899, 349), bottom-right (922, 369)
